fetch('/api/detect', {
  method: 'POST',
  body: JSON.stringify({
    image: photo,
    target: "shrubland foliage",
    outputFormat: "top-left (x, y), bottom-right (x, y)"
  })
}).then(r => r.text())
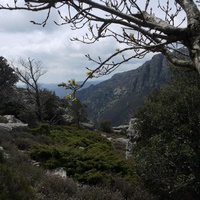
top-left (68, 98), bottom-right (88, 127)
top-left (30, 125), bottom-right (134, 185)
top-left (0, 56), bottom-right (18, 93)
top-left (0, 127), bottom-right (154, 200)
top-left (0, 56), bottom-right (19, 116)
top-left (98, 120), bottom-right (113, 133)
top-left (5, 87), bottom-right (68, 127)
top-left (0, 164), bottom-right (35, 200)
top-left (133, 69), bottom-right (200, 199)
top-left (30, 123), bottom-right (51, 136)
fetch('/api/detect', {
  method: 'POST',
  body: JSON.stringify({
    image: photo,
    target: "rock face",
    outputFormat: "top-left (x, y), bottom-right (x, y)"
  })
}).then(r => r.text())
top-left (0, 115), bottom-right (28, 132)
top-left (126, 118), bottom-right (140, 159)
top-left (112, 118), bottom-right (141, 159)
top-left (77, 53), bottom-right (171, 126)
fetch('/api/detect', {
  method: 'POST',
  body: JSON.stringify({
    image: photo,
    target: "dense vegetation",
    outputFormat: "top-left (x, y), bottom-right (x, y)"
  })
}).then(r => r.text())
top-left (133, 69), bottom-right (200, 199)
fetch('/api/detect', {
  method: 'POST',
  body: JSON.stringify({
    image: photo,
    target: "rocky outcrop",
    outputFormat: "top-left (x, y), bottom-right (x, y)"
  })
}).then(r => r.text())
top-left (81, 122), bottom-right (94, 130)
top-left (0, 115), bottom-right (28, 132)
top-left (61, 114), bottom-right (73, 125)
top-left (126, 118), bottom-right (141, 159)
top-left (77, 53), bottom-right (171, 126)
top-left (112, 125), bottom-right (129, 134)
top-left (46, 167), bottom-right (66, 178)
top-left (112, 118), bottom-right (141, 159)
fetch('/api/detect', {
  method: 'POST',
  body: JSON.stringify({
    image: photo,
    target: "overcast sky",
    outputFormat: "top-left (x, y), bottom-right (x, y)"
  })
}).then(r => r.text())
top-left (0, 0), bottom-right (196, 84)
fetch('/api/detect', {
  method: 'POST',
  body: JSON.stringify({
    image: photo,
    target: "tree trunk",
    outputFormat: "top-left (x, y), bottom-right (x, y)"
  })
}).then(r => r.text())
top-left (192, 38), bottom-right (200, 73)
top-left (176, 0), bottom-right (200, 72)
top-left (35, 88), bottom-right (43, 122)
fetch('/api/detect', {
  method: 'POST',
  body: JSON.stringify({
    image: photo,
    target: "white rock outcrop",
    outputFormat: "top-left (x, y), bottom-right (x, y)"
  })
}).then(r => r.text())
top-left (0, 115), bottom-right (28, 132)
top-left (112, 125), bottom-right (129, 134)
top-left (46, 167), bottom-right (66, 178)
top-left (126, 118), bottom-right (140, 159)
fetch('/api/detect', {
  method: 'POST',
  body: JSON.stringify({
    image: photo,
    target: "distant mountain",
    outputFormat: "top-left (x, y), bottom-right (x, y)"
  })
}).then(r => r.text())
top-left (77, 53), bottom-right (171, 126)
top-left (41, 81), bottom-right (101, 98)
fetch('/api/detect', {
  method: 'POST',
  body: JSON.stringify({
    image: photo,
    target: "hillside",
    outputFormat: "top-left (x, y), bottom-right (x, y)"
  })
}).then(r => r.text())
top-left (0, 124), bottom-right (147, 200)
top-left (77, 53), bottom-right (171, 126)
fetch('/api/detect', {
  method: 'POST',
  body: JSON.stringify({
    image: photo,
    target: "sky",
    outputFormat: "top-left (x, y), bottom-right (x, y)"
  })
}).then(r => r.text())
top-left (0, 0), bottom-right (196, 84)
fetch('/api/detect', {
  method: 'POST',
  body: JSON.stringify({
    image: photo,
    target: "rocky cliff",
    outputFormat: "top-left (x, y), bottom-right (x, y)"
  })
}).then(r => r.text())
top-left (77, 53), bottom-right (171, 126)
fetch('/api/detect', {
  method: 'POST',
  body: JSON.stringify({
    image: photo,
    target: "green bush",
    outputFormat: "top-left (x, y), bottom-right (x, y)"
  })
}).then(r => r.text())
top-left (0, 164), bottom-right (35, 200)
top-left (98, 120), bottom-right (113, 133)
top-left (77, 186), bottom-right (124, 200)
top-left (133, 70), bottom-right (200, 199)
top-left (30, 126), bottom-right (134, 185)
top-left (0, 130), bottom-right (12, 147)
top-left (0, 116), bottom-right (8, 123)
top-left (15, 138), bottom-right (32, 150)
top-left (30, 124), bottom-right (50, 136)
top-left (0, 150), bottom-right (4, 163)
top-left (35, 174), bottom-right (77, 200)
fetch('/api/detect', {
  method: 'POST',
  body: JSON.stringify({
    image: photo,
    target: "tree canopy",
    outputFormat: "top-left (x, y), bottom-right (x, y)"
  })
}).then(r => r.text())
top-left (0, 56), bottom-right (18, 95)
top-left (133, 69), bottom-right (200, 199)
top-left (0, 0), bottom-right (200, 95)
top-left (0, 56), bottom-right (19, 115)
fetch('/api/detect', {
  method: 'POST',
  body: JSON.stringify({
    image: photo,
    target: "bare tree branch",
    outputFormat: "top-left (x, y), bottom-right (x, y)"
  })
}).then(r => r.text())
top-left (11, 57), bottom-right (47, 121)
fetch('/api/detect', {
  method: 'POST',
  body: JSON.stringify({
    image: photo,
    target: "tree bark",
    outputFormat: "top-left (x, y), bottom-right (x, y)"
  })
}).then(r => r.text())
top-left (175, 0), bottom-right (200, 72)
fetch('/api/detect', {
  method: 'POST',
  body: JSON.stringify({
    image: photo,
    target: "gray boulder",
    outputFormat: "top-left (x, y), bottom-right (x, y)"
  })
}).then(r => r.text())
top-left (0, 115), bottom-right (28, 132)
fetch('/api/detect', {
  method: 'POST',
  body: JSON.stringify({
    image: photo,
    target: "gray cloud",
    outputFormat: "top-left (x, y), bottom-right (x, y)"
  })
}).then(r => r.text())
top-left (0, 1), bottom-right (175, 84)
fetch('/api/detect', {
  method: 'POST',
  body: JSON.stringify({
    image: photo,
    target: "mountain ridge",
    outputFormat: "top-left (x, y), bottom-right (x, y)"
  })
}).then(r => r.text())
top-left (77, 53), bottom-right (171, 126)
